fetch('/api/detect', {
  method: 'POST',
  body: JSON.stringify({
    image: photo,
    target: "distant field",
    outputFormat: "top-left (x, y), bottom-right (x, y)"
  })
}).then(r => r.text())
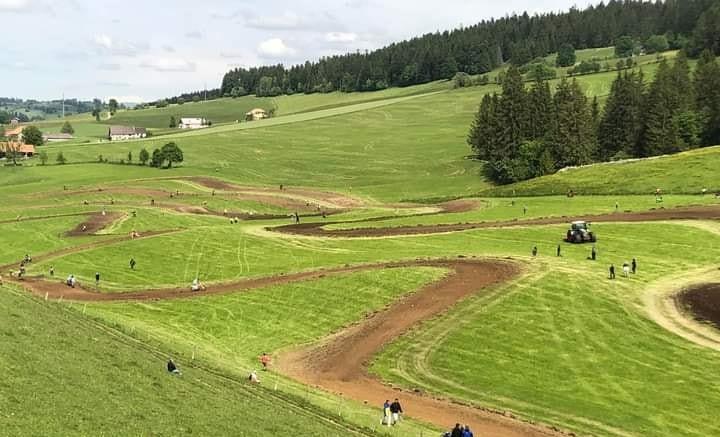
top-left (104, 96), bottom-right (274, 129)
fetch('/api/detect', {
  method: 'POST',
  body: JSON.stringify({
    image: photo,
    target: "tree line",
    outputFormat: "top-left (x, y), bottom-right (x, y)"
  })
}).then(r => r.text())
top-left (218, 0), bottom-right (718, 97)
top-left (467, 50), bottom-right (720, 184)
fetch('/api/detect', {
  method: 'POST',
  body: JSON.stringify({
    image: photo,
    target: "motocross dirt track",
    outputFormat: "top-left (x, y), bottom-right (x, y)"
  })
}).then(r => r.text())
top-left (272, 205), bottom-right (720, 238)
top-left (10, 255), bottom-right (560, 436)
top-left (9, 189), bottom-right (720, 436)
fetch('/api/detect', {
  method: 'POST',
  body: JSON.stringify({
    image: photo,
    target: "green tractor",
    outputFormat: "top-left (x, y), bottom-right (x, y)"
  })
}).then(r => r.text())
top-left (564, 221), bottom-right (597, 244)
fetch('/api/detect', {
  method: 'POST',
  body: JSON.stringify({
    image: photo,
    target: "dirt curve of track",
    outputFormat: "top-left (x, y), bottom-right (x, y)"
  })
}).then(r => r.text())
top-left (7, 178), bottom-right (720, 436)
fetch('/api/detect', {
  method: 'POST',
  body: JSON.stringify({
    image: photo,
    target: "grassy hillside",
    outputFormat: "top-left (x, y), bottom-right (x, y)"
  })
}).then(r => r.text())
top-left (482, 146), bottom-right (720, 196)
top-left (104, 96), bottom-right (273, 129)
top-left (0, 286), bottom-right (375, 436)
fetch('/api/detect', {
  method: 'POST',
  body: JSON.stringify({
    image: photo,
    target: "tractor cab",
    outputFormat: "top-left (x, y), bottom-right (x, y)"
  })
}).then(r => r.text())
top-left (565, 221), bottom-right (596, 243)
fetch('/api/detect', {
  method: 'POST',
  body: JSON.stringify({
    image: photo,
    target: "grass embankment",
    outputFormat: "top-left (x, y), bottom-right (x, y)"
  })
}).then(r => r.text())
top-left (483, 146), bottom-right (720, 197)
top-left (0, 286), bottom-right (376, 436)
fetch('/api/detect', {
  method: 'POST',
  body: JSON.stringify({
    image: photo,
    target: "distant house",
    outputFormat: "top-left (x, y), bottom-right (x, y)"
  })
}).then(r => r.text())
top-left (4, 125), bottom-right (24, 141)
top-left (9, 117), bottom-right (19, 126)
top-left (0, 141), bottom-right (35, 158)
top-left (43, 133), bottom-right (74, 142)
top-left (108, 126), bottom-right (147, 141)
top-left (178, 118), bottom-right (207, 129)
top-left (245, 108), bottom-right (268, 121)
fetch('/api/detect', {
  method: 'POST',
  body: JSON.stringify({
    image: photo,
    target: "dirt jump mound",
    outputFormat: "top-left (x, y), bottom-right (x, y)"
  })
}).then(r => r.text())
top-left (677, 283), bottom-right (720, 330)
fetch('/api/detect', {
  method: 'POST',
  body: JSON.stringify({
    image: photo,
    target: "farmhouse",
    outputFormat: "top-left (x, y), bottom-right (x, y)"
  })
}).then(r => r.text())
top-left (108, 126), bottom-right (147, 141)
top-left (43, 133), bottom-right (74, 142)
top-left (245, 108), bottom-right (268, 121)
top-left (0, 141), bottom-right (35, 158)
top-left (4, 125), bottom-right (24, 141)
top-left (178, 118), bottom-right (208, 129)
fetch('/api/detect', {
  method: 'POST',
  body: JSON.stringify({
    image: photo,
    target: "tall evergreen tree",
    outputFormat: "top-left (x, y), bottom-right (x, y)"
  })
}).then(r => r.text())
top-left (467, 93), bottom-right (499, 161)
top-left (597, 71), bottom-right (645, 159)
top-left (694, 50), bottom-right (720, 145)
top-left (487, 66), bottom-right (529, 183)
top-left (527, 76), bottom-right (553, 139)
top-left (640, 55), bottom-right (701, 156)
top-left (546, 78), bottom-right (597, 168)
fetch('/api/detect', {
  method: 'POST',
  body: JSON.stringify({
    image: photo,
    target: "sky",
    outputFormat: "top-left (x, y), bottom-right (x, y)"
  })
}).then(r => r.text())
top-left (1, 0), bottom-right (598, 102)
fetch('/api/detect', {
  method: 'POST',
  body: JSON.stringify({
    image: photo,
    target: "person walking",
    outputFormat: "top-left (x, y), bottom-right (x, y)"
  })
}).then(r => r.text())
top-left (450, 423), bottom-right (464, 437)
top-left (382, 400), bottom-right (391, 426)
top-left (632, 258), bottom-right (637, 274)
top-left (129, 258), bottom-right (136, 270)
top-left (523, 205), bottom-right (528, 215)
top-left (557, 244), bottom-right (561, 257)
top-left (591, 245), bottom-right (597, 261)
top-left (389, 398), bottom-right (403, 425)
top-left (49, 266), bottom-right (54, 277)
top-left (532, 246), bottom-right (538, 257)
top-left (167, 359), bottom-right (181, 375)
top-left (259, 352), bottom-right (271, 370)
top-left (622, 262), bottom-right (630, 277)
top-left (95, 272), bottom-right (100, 287)
top-left (609, 264), bottom-right (615, 279)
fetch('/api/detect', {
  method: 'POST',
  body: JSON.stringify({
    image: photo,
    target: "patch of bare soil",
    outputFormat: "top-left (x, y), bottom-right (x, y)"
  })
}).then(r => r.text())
top-left (65, 212), bottom-right (124, 236)
top-left (677, 283), bottom-right (720, 329)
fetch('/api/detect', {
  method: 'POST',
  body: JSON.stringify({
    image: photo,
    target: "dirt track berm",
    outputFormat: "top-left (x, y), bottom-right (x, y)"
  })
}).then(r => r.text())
top-left (564, 221), bottom-right (597, 243)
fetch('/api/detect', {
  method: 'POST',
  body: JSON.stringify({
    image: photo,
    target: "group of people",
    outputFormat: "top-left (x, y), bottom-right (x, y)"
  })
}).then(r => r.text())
top-left (381, 399), bottom-right (403, 426)
top-left (609, 258), bottom-right (637, 279)
top-left (443, 423), bottom-right (474, 437)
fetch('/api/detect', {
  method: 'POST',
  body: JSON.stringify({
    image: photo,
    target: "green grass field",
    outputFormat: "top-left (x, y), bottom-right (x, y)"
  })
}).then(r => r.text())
top-left (4, 46), bottom-right (720, 436)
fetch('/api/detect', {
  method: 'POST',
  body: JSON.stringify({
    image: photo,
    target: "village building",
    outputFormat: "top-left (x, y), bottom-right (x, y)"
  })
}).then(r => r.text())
top-left (245, 108), bottom-right (268, 121)
top-left (4, 125), bottom-right (25, 142)
top-left (43, 133), bottom-right (74, 142)
top-left (0, 141), bottom-right (35, 158)
top-left (178, 118), bottom-right (208, 129)
top-left (108, 126), bottom-right (147, 141)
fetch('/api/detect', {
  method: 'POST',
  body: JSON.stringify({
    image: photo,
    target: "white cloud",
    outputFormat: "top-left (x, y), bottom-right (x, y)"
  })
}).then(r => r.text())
top-left (0, 0), bottom-right (30, 12)
top-left (246, 11), bottom-right (301, 30)
top-left (140, 57), bottom-right (196, 72)
top-left (257, 38), bottom-right (296, 58)
top-left (98, 63), bottom-right (122, 71)
top-left (1, 60), bottom-right (30, 69)
top-left (184, 31), bottom-right (203, 39)
top-left (162, 44), bottom-right (175, 53)
top-left (94, 34), bottom-right (113, 49)
top-left (325, 32), bottom-right (357, 43)
top-left (93, 34), bottom-right (147, 56)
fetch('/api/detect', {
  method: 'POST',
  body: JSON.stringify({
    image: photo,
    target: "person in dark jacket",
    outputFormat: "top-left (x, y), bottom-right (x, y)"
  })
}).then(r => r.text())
top-left (609, 264), bottom-right (615, 279)
top-left (631, 258), bottom-right (637, 274)
top-left (390, 398), bottom-right (403, 425)
top-left (167, 359), bottom-right (180, 375)
top-left (450, 423), bottom-right (463, 437)
top-left (462, 425), bottom-right (474, 437)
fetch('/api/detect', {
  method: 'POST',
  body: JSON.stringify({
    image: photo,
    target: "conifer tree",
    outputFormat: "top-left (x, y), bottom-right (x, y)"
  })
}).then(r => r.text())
top-left (527, 77), bottom-right (552, 139)
top-left (598, 71), bottom-right (645, 159)
top-left (694, 50), bottom-right (720, 145)
top-left (546, 78), bottom-right (596, 168)
top-left (467, 93), bottom-right (498, 161)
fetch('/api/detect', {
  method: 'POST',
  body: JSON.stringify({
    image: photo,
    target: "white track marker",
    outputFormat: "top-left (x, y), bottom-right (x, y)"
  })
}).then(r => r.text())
top-left (45, 292), bottom-right (48, 301)
top-left (83, 303), bottom-right (87, 314)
